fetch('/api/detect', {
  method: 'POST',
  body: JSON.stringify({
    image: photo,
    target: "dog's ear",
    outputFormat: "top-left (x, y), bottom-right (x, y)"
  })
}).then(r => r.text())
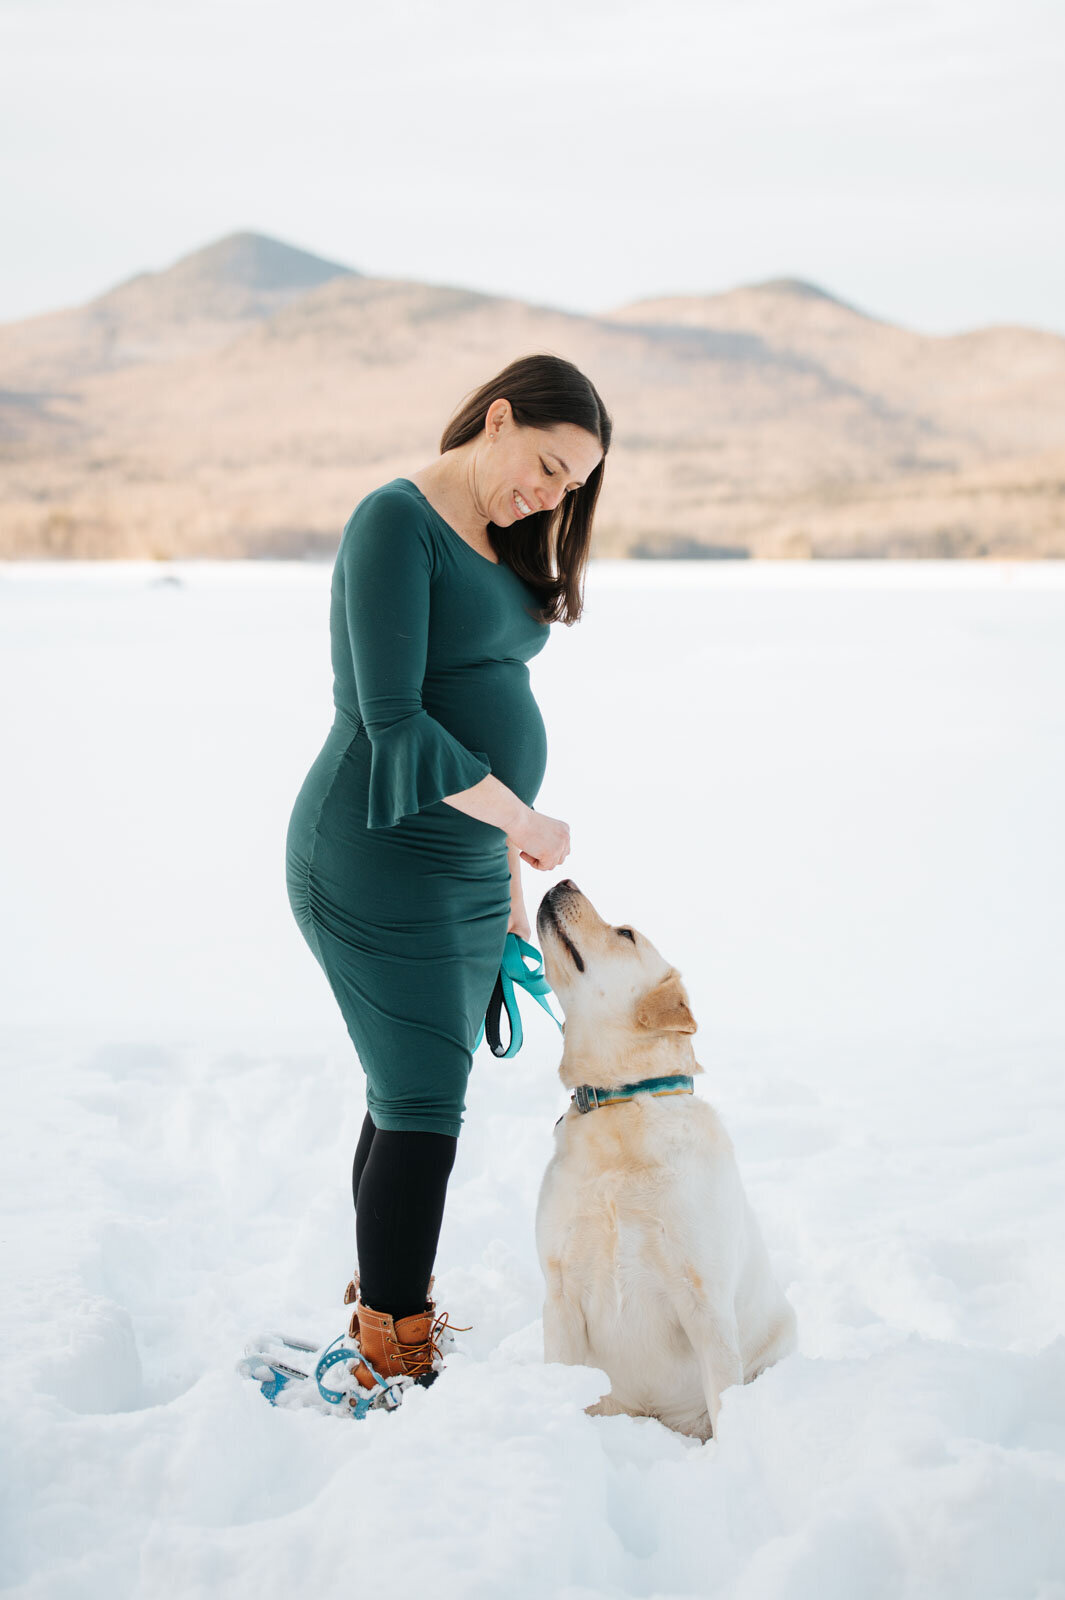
top-left (634, 970), bottom-right (697, 1034)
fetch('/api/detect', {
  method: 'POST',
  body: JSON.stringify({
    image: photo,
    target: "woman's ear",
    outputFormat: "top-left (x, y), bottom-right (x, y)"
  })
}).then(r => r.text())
top-left (634, 970), bottom-right (697, 1034)
top-left (486, 396), bottom-right (512, 439)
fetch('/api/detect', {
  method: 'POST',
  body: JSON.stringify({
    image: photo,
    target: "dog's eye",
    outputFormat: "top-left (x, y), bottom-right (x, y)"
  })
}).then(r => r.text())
top-left (616, 927), bottom-right (636, 942)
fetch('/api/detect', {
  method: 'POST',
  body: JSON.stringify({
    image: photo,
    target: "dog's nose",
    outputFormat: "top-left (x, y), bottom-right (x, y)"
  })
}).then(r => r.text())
top-left (557, 878), bottom-right (578, 892)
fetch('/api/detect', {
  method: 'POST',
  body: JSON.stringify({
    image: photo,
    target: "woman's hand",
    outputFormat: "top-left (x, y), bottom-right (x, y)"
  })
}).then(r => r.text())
top-left (506, 806), bottom-right (571, 872)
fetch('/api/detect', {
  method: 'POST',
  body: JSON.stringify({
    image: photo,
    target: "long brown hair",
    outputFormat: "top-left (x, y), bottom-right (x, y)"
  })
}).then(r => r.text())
top-left (439, 354), bottom-right (612, 625)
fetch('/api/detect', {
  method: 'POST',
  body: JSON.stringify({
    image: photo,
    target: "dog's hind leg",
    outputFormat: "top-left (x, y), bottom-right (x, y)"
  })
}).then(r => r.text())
top-left (542, 1263), bottom-right (591, 1365)
top-left (744, 1300), bottom-right (798, 1383)
top-left (672, 1298), bottom-right (743, 1437)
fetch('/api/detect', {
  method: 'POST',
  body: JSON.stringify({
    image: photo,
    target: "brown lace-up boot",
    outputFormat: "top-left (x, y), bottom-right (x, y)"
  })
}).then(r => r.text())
top-left (349, 1295), bottom-right (460, 1396)
top-left (343, 1273), bottom-right (436, 1341)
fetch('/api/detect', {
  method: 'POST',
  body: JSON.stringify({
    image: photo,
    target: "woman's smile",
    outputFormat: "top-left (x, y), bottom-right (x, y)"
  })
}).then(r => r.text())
top-left (512, 489), bottom-right (535, 518)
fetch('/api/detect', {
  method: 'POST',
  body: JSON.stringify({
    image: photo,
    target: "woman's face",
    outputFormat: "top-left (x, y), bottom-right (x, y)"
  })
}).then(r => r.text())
top-left (479, 400), bottom-right (604, 528)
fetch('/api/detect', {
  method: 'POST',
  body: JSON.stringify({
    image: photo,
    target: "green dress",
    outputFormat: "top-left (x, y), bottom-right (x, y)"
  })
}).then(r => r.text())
top-left (286, 478), bottom-right (551, 1136)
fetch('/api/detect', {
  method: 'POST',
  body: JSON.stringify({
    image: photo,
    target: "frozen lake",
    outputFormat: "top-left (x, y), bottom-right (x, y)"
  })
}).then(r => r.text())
top-left (2, 559), bottom-right (1064, 1598)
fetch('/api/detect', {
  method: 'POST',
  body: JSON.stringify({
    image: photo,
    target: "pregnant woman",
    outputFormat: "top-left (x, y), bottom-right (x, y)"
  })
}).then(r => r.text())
top-left (286, 353), bottom-right (610, 1408)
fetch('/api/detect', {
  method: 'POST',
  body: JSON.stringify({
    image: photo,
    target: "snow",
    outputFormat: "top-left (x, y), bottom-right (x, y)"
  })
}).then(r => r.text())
top-left (2, 558), bottom-right (1064, 1599)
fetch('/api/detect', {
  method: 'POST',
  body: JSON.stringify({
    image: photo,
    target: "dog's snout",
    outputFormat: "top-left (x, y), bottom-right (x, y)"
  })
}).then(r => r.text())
top-left (536, 881), bottom-right (586, 975)
top-left (545, 878), bottom-right (579, 904)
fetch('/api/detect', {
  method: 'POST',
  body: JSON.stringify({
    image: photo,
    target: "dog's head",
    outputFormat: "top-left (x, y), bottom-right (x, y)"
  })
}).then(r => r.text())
top-left (536, 880), bottom-right (699, 1086)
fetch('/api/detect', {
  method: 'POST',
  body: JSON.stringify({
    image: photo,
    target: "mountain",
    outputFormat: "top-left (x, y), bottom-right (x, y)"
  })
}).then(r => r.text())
top-left (98, 230), bottom-right (356, 322)
top-left (1, 235), bottom-right (1063, 559)
top-left (607, 279), bottom-right (1065, 457)
top-left (0, 232), bottom-right (356, 383)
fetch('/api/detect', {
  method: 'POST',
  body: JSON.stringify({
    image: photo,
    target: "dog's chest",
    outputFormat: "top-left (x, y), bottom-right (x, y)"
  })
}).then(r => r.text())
top-left (551, 1101), bottom-right (711, 1190)
top-left (540, 1115), bottom-right (687, 1253)
top-left (538, 1102), bottom-right (740, 1282)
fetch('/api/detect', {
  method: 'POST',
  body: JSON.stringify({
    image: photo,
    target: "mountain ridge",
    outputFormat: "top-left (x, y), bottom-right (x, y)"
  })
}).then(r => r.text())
top-left (1, 230), bottom-right (1063, 560)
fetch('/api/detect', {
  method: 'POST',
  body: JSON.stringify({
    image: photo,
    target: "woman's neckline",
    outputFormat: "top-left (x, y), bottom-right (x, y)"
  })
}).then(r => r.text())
top-left (398, 478), bottom-right (503, 567)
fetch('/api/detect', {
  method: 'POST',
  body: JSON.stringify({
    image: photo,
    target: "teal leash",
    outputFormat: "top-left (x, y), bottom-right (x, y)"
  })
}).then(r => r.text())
top-left (475, 934), bottom-right (563, 1058)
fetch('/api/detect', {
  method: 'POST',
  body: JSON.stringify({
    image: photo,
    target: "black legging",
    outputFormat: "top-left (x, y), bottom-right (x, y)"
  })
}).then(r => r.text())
top-left (351, 1110), bottom-right (457, 1323)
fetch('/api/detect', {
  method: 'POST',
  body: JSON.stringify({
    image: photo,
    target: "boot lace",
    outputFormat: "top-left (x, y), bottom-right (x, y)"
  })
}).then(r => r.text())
top-left (398, 1310), bottom-right (472, 1379)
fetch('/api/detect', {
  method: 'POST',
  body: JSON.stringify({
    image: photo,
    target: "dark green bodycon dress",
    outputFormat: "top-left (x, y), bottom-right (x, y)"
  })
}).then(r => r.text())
top-left (286, 478), bottom-right (550, 1137)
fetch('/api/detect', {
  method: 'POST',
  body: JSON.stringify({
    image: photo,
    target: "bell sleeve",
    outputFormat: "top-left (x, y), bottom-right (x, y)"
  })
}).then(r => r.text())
top-left (340, 490), bottom-right (493, 829)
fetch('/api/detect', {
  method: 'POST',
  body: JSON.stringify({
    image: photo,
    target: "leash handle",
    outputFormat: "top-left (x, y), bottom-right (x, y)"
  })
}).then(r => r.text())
top-left (475, 934), bottom-right (564, 1059)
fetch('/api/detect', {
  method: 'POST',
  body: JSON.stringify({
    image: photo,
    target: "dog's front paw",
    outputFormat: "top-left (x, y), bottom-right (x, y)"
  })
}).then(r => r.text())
top-left (584, 1392), bottom-right (629, 1419)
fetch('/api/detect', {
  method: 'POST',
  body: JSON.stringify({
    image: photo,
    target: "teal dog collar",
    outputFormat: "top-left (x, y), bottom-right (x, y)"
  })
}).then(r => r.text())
top-left (572, 1076), bottom-right (694, 1115)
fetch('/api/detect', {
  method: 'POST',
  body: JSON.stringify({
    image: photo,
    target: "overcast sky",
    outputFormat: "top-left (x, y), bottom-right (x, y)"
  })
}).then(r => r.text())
top-left (1, 0), bottom-right (1062, 334)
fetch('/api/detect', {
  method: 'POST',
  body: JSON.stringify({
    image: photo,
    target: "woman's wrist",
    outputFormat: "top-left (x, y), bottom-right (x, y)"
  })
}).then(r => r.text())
top-left (507, 841), bottom-right (529, 936)
top-left (507, 892), bottom-right (531, 938)
top-left (443, 773), bottom-right (529, 837)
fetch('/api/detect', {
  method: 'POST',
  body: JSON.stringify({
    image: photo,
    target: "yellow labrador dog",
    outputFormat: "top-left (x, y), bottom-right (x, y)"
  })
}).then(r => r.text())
top-left (535, 880), bottom-right (796, 1441)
